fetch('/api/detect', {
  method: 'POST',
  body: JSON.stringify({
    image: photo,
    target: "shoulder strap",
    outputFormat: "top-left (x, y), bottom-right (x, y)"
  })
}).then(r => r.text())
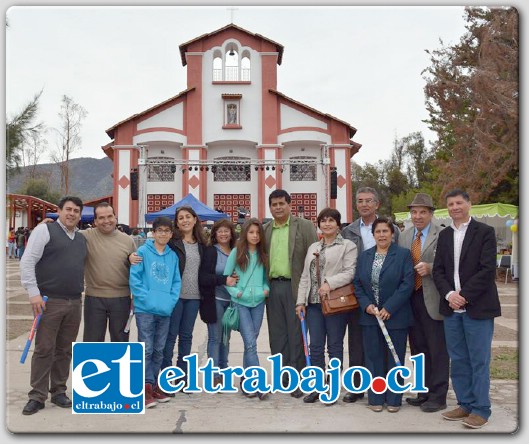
top-left (240, 260), bottom-right (258, 294)
top-left (313, 251), bottom-right (321, 288)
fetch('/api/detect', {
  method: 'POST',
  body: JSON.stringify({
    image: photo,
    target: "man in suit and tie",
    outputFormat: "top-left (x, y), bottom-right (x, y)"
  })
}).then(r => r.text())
top-left (398, 193), bottom-right (449, 413)
top-left (264, 189), bottom-right (318, 398)
top-left (433, 189), bottom-right (501, 429)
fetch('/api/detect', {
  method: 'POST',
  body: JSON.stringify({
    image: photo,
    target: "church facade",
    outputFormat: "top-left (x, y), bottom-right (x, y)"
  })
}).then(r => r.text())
top-left (103, 24), bottom-right (361, 227)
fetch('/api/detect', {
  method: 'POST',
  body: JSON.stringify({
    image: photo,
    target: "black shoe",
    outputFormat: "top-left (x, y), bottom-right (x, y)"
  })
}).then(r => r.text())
top-left (240, 377), bottom-right (257, 398)
top-left (213, 375), bottom-right (223, 388)
top-left (420, 401), bottom-right (447, 413)
top-left (303, 392), bottom-right (320, 403)
top-left (22, 399), bottom-right (45, 415)
top-left (257, 392), bottom-right (268, 401)
top-left (343, 392), bottom-right (364, 403)
top-left (406, 396), bottom-right (428, 407)
top-left (51, 393), bottom-right (72, 408)
top-left (290, 388), bottom-right (304, 398)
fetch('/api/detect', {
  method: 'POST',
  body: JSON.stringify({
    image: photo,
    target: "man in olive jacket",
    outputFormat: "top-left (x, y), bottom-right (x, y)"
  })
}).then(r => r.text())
top-left (263, 189), bottom-right (318, 398)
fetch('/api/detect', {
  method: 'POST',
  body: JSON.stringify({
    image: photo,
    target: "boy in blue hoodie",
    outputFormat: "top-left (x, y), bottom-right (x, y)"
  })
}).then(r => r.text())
top-left (130, 217), bottom-right (181, 408)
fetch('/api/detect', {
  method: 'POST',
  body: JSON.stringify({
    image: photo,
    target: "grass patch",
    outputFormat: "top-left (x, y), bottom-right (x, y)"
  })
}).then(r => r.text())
top-left (491, 347), bottom-right (518, 380)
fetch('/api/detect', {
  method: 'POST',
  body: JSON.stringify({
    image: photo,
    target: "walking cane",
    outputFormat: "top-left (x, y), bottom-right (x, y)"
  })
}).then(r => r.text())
top-left (300, 311), bottom-right (311, 367)
top-left (20, 296), bottom-right (48, 364)
top-left (373, 307), bottom-right (402, 366)
top-left (124, 309), bottom-right (134, 334)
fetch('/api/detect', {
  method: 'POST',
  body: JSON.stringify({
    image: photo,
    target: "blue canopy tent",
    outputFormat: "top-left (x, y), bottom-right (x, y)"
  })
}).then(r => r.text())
top-left (144, 194), bottom-right (229, 223)
top-left (45, 206), bottom-right (95, 223)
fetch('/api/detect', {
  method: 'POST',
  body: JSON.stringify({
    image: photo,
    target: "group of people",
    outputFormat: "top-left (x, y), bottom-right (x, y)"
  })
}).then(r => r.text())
top-left (7, 226), bottom-right (30, 260)
top-left (18, 187), bottom-right (500, 430)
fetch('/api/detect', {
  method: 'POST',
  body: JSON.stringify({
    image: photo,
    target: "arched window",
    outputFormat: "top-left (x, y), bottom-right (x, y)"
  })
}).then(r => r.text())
top-left (213, 156), bottom-right (251, 182)
top-left (241, 55), bottom-right (251, 81)
top-left (214, 45), bottom-right (251, 82)
top-left (147, 156), bottom-right (175, 182)
top-left (225, 48), bottom-right (239, 81)
top-left (213, 55), bottom-right (223, 81)
top-left (290, 156), bottom-right (317, 181)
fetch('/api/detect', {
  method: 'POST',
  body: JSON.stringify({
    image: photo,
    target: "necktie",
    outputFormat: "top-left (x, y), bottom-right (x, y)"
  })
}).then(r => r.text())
top-left (411, 231), bottom-right (422, 290)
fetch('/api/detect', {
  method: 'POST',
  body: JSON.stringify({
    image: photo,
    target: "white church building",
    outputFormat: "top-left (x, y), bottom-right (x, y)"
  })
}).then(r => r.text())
top-left (102, 24), bottom-right (362, 227)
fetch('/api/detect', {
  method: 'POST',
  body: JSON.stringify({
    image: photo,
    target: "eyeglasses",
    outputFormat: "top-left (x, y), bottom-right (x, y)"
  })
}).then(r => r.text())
top-left (356, 199), bottom-right (376, 205)
top-left (155, 228), bottom-right (172, 234)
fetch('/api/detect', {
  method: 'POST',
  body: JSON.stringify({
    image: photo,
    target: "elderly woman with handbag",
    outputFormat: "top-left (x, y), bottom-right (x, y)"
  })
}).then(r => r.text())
top-left (353, 216), bottom-right (414, 413)
top-left (295, 208), bottom-right (358, 403)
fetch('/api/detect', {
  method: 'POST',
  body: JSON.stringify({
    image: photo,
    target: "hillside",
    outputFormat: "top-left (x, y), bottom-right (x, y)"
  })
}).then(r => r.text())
top-left (6, 157), bottom-right (114, 201)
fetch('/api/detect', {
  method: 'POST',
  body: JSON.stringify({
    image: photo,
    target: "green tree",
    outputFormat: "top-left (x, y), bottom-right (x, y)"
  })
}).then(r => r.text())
top-left (354, 133), bottom-right (437, 216)
top-left (18, 176), bottom-right (61, 204)
top-left (6, 91), bottom-right (43, 175)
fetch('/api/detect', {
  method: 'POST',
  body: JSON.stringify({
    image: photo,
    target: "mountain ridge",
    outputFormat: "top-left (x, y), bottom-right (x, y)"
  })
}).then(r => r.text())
top-left (6, 157), bottom-right (114, 202)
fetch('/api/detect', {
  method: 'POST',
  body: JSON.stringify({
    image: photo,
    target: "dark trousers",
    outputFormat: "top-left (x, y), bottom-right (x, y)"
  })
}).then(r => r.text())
top-left (346, 308), bottom-right (365, 386)
top-left (83, 295), bottom-right (131, 342)
top-left (408, 288), bottom-right (449, 404)
top-left (266, 279), bottom-right (305, 371)
top-left (363, 325), bottom-right (408, 407)
top-left (29, 298), bottom-right (82, 403)
top-left (307, 303), bottom-right (348, 370)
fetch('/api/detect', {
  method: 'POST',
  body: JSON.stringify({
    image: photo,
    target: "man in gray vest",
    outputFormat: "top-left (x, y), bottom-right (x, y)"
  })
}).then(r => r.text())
top-left (399, 193), bottom-right (449, 412)
top-left (20, 196), bottom-right (87, 415)
top-left (341, 186), bottom-right (399, 403)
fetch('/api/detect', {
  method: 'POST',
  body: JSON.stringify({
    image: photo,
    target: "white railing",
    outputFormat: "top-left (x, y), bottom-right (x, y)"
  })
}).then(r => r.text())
top-left (213, 69), bottom-right (223, 81)
top-left (213, 67), bottom-right (251, 81)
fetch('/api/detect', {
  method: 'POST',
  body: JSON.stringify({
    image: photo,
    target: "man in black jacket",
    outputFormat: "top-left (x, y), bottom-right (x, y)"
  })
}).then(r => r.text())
top-left (433, 189), bottom-right (501, 429)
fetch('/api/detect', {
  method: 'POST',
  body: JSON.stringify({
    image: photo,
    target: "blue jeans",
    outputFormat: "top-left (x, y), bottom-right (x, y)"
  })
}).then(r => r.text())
top-left (135, 313), bottom-right (170, 385)
top-left (444, 312), bottom-right (494, 420)
top-left (7, 242), bottom-right (15, 258)
top-left (306, 303), bottom-right (348, 370)
top-left (207, 299), bottom-right (231, 373)
top-left (162, 298), bottom-right (200, 377)
top-left (237, 301), bottom-right (265, 368)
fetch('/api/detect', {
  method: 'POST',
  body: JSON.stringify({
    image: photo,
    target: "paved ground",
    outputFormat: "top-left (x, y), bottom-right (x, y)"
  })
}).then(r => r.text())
top-left (3, 258), bottom-right (519, 436)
